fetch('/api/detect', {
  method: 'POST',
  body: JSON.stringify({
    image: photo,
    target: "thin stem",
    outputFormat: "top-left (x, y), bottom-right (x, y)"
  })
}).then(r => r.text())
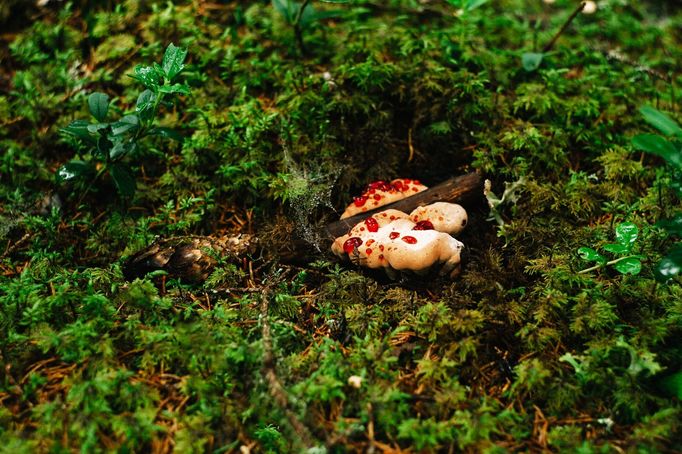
top-left (578, 255), bottom-right (639, 274)
top-left (542, 1), bottom-right (585, 53)
top-left (293, 0), bottom-right (312, 55)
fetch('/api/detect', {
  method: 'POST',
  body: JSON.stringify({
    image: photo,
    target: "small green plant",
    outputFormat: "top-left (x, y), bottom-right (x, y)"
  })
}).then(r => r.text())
top-left (57, 43), bottom-right (189, 200)
top-left (631, 105), bottom-right (682, 281)
top-left (577, 222), bottom-right (644, 275)
top-left (272, 0), bottom-right (345, 53)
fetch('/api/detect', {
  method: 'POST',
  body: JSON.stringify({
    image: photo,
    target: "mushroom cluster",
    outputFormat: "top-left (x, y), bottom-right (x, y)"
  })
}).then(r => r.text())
top-left (332, 202), bottom-right (468, 278)
top-left (341, 179), bottom-right (428, 219)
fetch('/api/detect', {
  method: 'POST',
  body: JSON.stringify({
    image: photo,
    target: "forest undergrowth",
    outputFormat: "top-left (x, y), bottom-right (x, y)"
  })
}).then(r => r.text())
top-left (0, 0), bottom-right (681, 452)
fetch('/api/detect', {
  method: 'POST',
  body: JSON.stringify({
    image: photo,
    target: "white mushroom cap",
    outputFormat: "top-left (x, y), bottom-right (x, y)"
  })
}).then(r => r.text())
top-left (409, 202), bottom-right (468, 235)
top-left (332, 215), bottom-right (464, 277)
top-left (340, 179), bottom-right (428, 219)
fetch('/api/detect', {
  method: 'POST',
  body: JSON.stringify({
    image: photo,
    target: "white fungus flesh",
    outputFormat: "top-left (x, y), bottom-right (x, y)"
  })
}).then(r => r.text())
top-left (409, 202), bottom-right (468, 235)
top-left (332, 204), bottom-right (466, 278)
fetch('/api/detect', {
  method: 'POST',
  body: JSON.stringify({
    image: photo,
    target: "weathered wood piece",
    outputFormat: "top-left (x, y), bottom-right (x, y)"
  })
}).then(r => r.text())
top-left (325, 172), bottom-right (483, 238)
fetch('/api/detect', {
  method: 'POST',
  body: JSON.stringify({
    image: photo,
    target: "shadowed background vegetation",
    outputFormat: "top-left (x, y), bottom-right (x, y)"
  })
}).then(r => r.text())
top-left (0, 0), bottom-right (681, 451)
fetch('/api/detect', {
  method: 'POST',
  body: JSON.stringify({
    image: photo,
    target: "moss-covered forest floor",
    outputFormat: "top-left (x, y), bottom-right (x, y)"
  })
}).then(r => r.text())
top-left (1, 0), bottom-right (681, 452)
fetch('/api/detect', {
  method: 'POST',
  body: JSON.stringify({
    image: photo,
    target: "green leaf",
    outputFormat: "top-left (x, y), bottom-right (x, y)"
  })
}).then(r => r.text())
top-left (56, 160), bottom-right (94, 182)
top-left (615, 222), bottom-right (638, 249)
top-left (157, 83), bottom-right (191, 95)
top-left (131, 65), bottom-right (161, 89)
top-left (603, 243), bottom-right (629, 255)
top-left (111, 115), bottom-right (140, 136)
top-left (464, 0), bottom-right (488, 11)
top-left (109, 140), bottom-right (136, 160)
top-left (61, 120), bottom-right (95, 142)
top-left (578, 247), bottom-right (605, 264)
top-left (656, 214), bottom-right (682, 236)
top-left (88, 92), bottom-right (109, 122)
top-left (655, 245), bottom-right (682, 281)
top-left (149, 127), bottom-right (183, 141)
top-left (632, 134), bottom-right (682, 168)
top-left (640, 106), bottom-right (682, 137)
top-left (161, 43), bottom-right (188, 81)
top-left (521, 52), bottom-right (544, 72)
top-left (110, 164), bottom-right (136, 198)
top-left (613, 257), bottom-right (641, 275)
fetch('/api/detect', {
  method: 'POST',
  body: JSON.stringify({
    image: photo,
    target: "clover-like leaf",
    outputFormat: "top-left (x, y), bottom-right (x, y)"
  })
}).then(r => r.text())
top-left (655, 245), bottom-right (682, 281)
top-left (88, 92), bottom-right (110, 122)
top-left (161, 43), bottom-right (188, 81)
top-left (578, 247), bottom-right (605, 264)
top-left (521, 52), bottom-right (544, 72)
top-left (613, 257), bottom-right (642, 275)
top-left (615, 222), bottom-right (638, 250)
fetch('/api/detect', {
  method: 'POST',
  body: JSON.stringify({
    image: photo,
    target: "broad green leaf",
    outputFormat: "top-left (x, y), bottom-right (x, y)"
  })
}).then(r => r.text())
top-left (61, 120), bottom-right (95, 142)
top-left (615, 222), bottom-right (638, 249)
top-left (640, 106), bottom-right (682, 137)
top-left (111, 115), bottom-right (140, 136)
top-left (110, 164), bottom-right (136, 198)
top-left (161, 43), bottom-right (188, 81)
top-left (136, 89), bottom-right (155, 111)
top-left (603, 243), bottom-right (629, 255)
top-left (130, 65), bottom-right (161, 89)
top-left (656, 214), bottom-right (682, 236)
top-left (613, 257), bottom-right (641, 275)
top-left (632, 134), bottom-right (682, 167)
top-left (157, 83), bottom-right (191, 95)
top-left (87, 123), bottom-right (109, 135)
top-left (521, 52), bottom-right (544, 72)
top-left (56, 160), bottom-right (94, 182)
top-left (655, 245), bottom-right (682, 281)
top-left (109, 140), bottom-right (136, 160)
top-left (88, 92), bottom-right (109, 122)
top-left (577, 247), bottom-right (605, 264)
top-left (149, 127), bottom-right (183, 141)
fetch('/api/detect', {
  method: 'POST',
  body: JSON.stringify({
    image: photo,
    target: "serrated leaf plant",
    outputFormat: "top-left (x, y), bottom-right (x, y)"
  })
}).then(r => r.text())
top-left (631, 105), bottom-right (682, 281)
top-left (57, 43), bottom-right (189, 200)
top-left (577, 222), bottom-right (645, 275)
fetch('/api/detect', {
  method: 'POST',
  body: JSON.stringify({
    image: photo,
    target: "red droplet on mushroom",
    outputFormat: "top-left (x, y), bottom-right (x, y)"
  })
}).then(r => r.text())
top-left (413, 220), bottom-right (434, 230)
top-left (353, 195), bottom-right (368, 207)
top-left (379, 245), bottom-right (385, 251)
top-left (389, 232), bottom-right (400, 240)
top-left (343, 237), bottom-right (363, 254)
top-left (365, 217), bottom-right (379, 232)
top-left (366, 180), bottom-right (393, 192)
top-left (373, 194), bottom-right (382, 201)
top-left (379, 254), bottom-right (384, 260)
top-left (401, 236), bottom-right (418, 244)
top-left (366, 239), bottom-right (375, 246)
top-left (366, 248), bottom-right (373, 255)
